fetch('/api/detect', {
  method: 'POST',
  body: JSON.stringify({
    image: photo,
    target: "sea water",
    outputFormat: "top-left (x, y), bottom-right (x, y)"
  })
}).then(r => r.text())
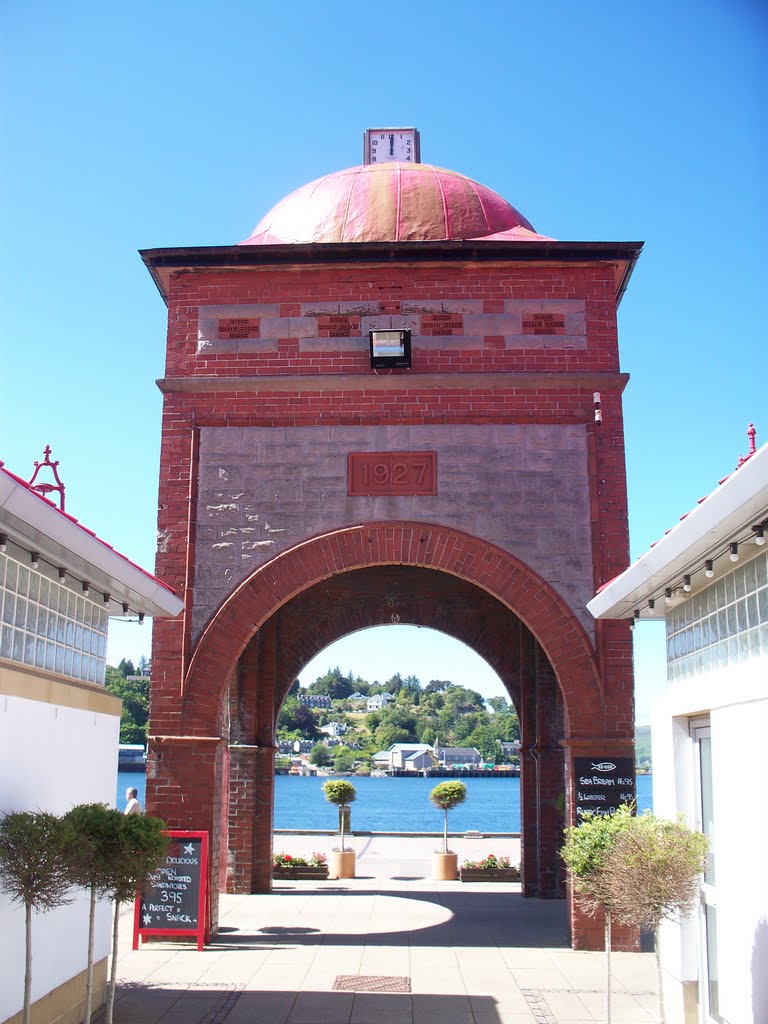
top-left (116, 772), bottom-right (653, 831)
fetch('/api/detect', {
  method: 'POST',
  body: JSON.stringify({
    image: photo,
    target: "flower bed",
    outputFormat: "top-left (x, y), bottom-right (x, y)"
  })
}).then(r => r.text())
top-left (459, 854), bottom-right (519, 882)
top-left (273, 852), bottom-right (329, 879)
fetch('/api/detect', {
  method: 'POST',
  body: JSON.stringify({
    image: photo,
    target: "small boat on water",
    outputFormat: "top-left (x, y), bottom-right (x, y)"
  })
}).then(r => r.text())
top-left (118, 744), bottom-right (146, 771)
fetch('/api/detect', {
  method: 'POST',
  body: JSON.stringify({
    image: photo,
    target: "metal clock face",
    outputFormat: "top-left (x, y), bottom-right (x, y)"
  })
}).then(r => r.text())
top-left (364, 128), bottom-right (420, 164)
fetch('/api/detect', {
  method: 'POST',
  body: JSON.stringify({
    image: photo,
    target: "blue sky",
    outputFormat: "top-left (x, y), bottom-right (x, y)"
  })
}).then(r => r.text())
top-left (1, 1), bottom-right (764, 722)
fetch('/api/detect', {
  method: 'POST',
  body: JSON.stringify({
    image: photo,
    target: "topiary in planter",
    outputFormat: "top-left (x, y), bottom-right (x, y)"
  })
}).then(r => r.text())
top-left (429, 780), bottom-right (467, 853)
top-left (322, 779), bottom-right (356, 851)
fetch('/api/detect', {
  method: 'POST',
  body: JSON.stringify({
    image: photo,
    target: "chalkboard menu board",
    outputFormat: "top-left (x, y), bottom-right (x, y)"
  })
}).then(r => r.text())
top-left (573, 757), bottom-right (635, 823)
top-left (133, 831), bottom-right (209, 950)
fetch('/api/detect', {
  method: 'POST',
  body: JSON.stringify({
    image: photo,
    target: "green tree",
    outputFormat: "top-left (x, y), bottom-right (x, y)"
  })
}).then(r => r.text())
top-left (464, 725), bottom-right (498, 761)
top-left (309, 743), bottom-right (333, 767)
top-left (601, 813), bottom-right (708, 1024)
top-left (104, 666), bottom-right (149, 744)
top-left (101, 815), bottom-right (169, 1024)
top-left (332, 746), bottom-right (356, 773)
top-left (277, 697), bottom-right (320, 740)
top-left (116, 658), bottom-right (136, 678)
top-left (63, 804), bottom-right (124, 1024)
top-left (429, 781), bottom-right (467, 853)
top-left (561, 805), bottom-right (635, 1023)
top-left (374, 724), bottom-right (411, 749)
top-left (0, 811), bottom-right (75, 1024)
top-left (308, 667), bottom-right (354, 700)
top-left (486, 696), bottom-right (509, 714)
top-left (322, 780), bottom-right (356, 851)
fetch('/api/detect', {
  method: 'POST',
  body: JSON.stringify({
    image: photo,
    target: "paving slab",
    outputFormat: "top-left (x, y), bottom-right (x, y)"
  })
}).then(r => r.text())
top-left (96, 836), bottom-right (660, 1024)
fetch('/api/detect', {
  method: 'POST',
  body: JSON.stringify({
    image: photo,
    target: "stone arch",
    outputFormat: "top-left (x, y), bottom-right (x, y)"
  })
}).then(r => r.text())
top-left (181, 520), bottom-right (603, 738)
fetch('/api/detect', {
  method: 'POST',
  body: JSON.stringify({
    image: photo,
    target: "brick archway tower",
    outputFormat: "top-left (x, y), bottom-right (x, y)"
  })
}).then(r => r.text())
top-left (142, 155), bottom-right (642, 950)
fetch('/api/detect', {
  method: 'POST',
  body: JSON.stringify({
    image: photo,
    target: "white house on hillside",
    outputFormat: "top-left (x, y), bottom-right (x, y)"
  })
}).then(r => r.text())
top-left (589, 428), bottom-right (768, 1024)
top-left (366, 692), bottom-right (394, 711)
top-left (0, 453), bottom-right (183, 1024)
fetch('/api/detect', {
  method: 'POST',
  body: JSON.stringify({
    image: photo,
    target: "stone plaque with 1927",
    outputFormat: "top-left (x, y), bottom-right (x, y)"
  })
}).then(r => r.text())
top-left (348, 452), bottom-right (437, 496)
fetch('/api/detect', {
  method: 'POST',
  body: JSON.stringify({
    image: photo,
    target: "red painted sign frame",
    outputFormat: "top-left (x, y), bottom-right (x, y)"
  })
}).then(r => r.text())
top-left (133, 830), bottom-right (209, 951)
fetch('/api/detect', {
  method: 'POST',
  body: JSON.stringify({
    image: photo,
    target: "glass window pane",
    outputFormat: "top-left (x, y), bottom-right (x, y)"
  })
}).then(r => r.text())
top-left (0, 625), bottom-right (12, 658)
top-left (699, 735), bottom-right (715, 883)
top-left (705, 903), bottom-right (721, 1018)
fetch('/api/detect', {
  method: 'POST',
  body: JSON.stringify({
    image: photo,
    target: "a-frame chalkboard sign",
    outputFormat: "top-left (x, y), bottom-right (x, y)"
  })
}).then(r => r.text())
top-left (133, 831), bottom-right (209, 951)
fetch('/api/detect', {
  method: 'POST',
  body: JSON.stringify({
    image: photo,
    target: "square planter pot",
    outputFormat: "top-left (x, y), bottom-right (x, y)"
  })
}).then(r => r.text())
top-left (273, 866), bottom-right (329, 880)
top-left (459, 867), bottom-right (520, 882)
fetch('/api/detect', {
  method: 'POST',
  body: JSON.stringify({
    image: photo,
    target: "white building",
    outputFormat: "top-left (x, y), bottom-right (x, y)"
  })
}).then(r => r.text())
top-left (588, 431), bottom-right (768, 1024)
top-left (0, 455), bottom-right (183, 1024)
top-left (319, 721), bottom-right (347, 738)
top-left (366, 692), bottom-right (393, 711)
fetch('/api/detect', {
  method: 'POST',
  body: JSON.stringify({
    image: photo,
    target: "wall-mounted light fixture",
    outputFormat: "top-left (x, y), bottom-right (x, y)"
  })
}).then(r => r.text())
top-left (754, 525), bottom-right (766, 546)
top-left (683, 575), bottom-right (692, 592)
top-left (705, 559), bottom-right (714, 578)
top-left (58, 568), bottom-right (66, 582)
top-left (648, 598), bottom-right (655, 611)
top-left (0, 534), bottom-right (6, 553)
top-left (593, 391), bottom-right (602, 425)
top-left (122, 602), bottom-right (129, 615)
top-left (369, 329), bottom-right (411, 370)
top-left (30, 552), bottom-right (40, 569)
top-left (729, 542), bottom-right (739, 562)
top-left (82, 581), bottom-right (90, 596)
top-left (138, 612), bottom-right (145, 625)
top-left (102, 593), bottom-right (110, 605)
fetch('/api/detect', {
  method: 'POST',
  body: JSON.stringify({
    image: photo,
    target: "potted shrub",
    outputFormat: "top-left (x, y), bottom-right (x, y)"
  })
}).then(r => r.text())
top-left (429, 780), bottom-right (466, 880)
top-left (459, 853), bottom-right (520, 882)
top-left (273, 852), bottom-right (329, 880)
top-left (322, 779), bottom-right (356, 878)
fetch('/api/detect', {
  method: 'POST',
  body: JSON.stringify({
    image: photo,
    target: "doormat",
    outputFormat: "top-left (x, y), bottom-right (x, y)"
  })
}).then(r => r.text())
top-left (333, 975), bottom-right (411, 993)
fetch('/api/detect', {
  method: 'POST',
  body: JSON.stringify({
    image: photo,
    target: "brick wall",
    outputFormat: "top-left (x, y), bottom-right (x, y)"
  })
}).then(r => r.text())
top-left (147, 253), bottom-right (634, 950)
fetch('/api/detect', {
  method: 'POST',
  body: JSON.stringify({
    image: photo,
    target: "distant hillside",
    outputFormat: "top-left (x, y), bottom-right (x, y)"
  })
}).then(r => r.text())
top-left (635, 724), bottom-right (652, 769)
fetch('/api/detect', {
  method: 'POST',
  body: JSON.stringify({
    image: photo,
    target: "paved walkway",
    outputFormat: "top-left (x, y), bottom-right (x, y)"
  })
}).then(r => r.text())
top-left (100, 836), bottom-right (659, 1024)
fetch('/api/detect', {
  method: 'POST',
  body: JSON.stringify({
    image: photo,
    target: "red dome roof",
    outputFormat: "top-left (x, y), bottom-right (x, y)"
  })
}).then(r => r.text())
top-left (238, 163), bottom-right (552, 245)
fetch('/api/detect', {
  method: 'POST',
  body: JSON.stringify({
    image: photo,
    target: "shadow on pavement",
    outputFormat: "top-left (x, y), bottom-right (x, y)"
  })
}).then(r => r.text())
top-left (219, 886), bottom-right (570, 949)
top-left (98, 984), bottom-right (504, 1024)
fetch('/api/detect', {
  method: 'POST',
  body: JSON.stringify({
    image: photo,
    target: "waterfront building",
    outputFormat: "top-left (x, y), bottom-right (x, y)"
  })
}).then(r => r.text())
top-left (435, 745), bottom-right (482, 767)
top-left (143, 128), bottom-right (641, 948)
top-left (0, 451), bottom-right (182, 1024)
top-left (588, 426), bottom-right (768, 1023)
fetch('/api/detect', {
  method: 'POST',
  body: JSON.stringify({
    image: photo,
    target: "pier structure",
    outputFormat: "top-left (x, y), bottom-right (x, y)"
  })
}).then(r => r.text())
top-left (143, 134), bottom-right (641, 949)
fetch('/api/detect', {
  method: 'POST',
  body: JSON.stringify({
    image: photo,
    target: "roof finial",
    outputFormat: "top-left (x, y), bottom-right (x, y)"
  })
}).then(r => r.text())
top-left (737, 423), bottom-right (758, 469)
top-left (28, 445), bottom-right (66, 510)
top-left (747, 422), bottom-right (757, 456)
